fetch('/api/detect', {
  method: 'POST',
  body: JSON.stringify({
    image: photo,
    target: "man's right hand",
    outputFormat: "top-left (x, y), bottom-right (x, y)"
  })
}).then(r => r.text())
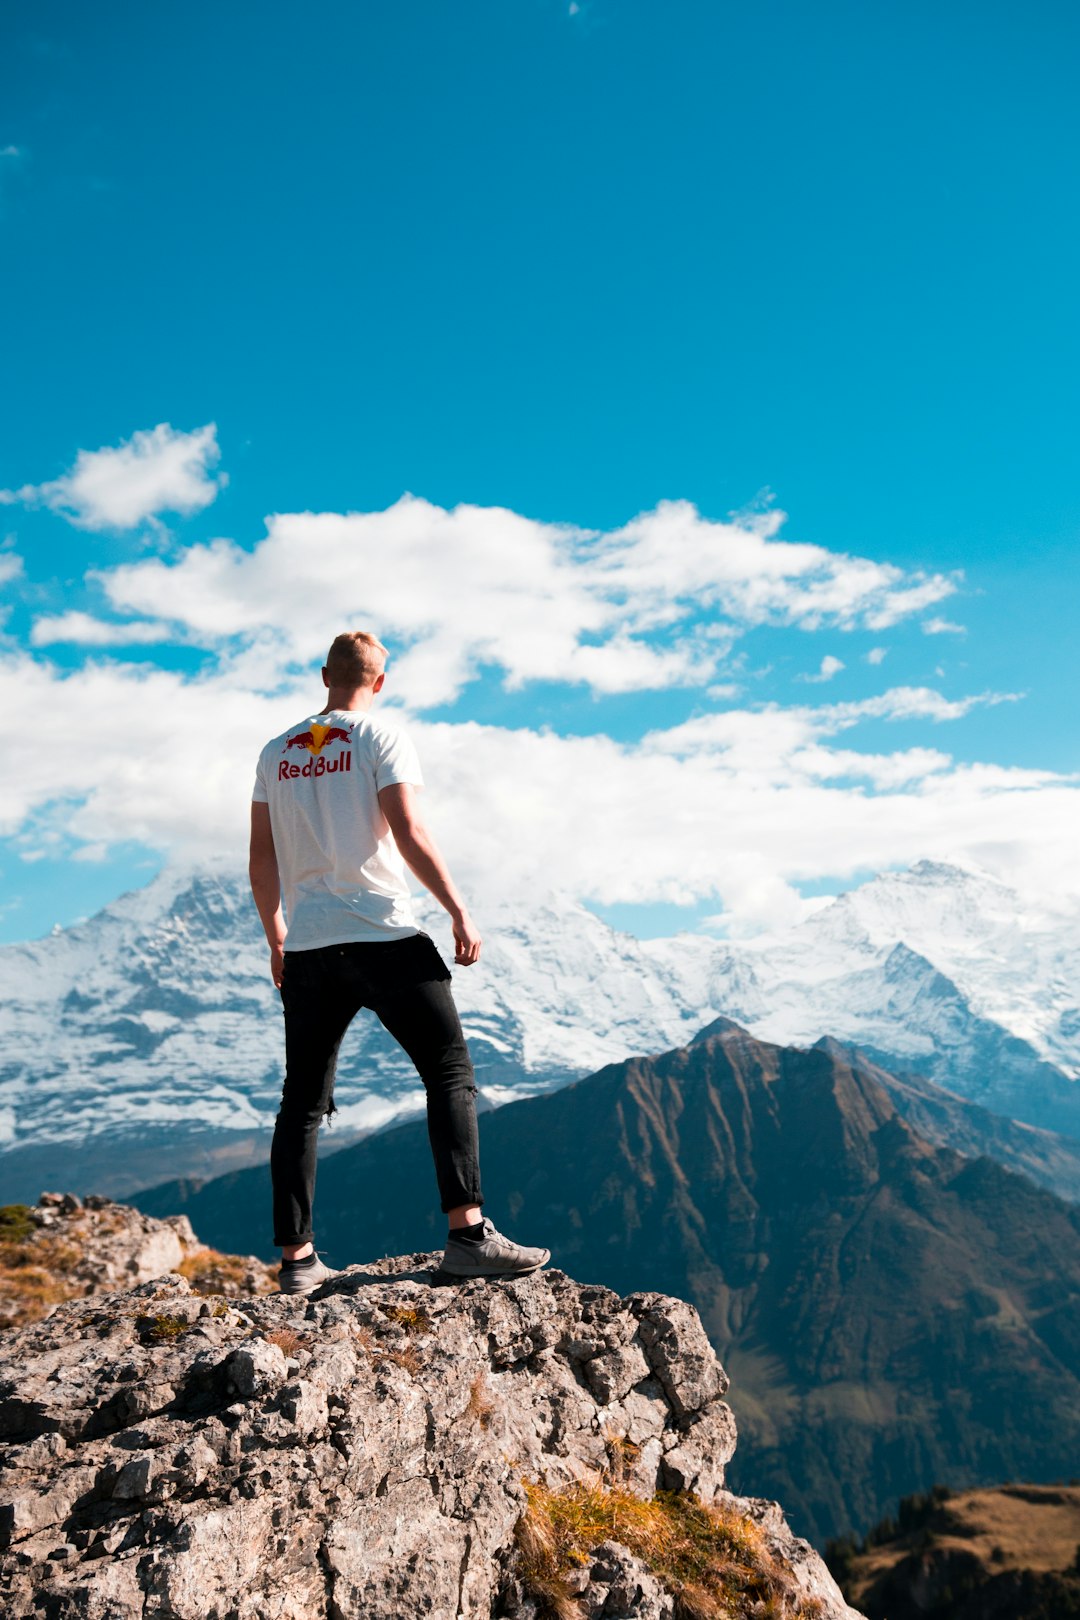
top-left (452, 912), bottom-right (482, 966)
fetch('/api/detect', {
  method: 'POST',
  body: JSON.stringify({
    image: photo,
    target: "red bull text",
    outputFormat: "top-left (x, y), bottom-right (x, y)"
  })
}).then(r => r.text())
top-left (278, 751), bottom-right (352, 781)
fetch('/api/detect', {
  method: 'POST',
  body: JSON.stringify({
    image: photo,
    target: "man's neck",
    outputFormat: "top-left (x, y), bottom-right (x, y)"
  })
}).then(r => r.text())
top-left (320, 687), bottom-right (375, 715)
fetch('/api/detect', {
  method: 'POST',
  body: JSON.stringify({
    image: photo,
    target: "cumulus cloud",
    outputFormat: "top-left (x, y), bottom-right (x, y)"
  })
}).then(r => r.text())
top-left (0, 648), bottom-right (1070, 933)
top-left (86, 494), bottom-right (959, 705)
top-left (5, 490), bottom-right (1058, 935)
top-left (923, 617), bottom-right (966, 635)
top-left (2, 422), bottom-right (225, 532)
top-left (641, 687), bottom-right (1016, 766)
top-left (29, 612), bottom-right (173, 647)
top-left (799, 654), bottom-right (845, 683)
top-left (866, 646), bottom-right (888, 665)
top-left (0, 653), bottom-right (308, 855)
top-left (0, 552), bottom-right (24, 586)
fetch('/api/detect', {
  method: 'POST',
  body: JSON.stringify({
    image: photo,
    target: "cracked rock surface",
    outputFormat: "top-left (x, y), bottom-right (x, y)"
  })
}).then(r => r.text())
top-left (0, 1253), bottom-right (859, 1619)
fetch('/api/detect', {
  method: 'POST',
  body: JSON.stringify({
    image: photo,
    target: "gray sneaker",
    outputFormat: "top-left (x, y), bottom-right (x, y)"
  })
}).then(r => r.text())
top-left (437, 1218), bottom-right (551, 1280)
top-left (277, 1253), bottom-right (339, 1296)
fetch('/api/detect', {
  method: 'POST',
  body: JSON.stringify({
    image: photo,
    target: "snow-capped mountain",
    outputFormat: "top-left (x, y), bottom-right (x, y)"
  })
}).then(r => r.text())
top-left (645, 860), bottom-right (1080, 1134)
top-left (0, 862), bottom-right (710, 1201)
top-left (2, 857), bottom-right (1079, 1202)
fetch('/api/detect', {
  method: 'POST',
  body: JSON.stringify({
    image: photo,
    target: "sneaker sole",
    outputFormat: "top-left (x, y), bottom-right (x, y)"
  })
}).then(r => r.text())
top-left (433, 1251), bottom-right (551, 1281)
top-left (277, 1270), bottom-right (339, 1296)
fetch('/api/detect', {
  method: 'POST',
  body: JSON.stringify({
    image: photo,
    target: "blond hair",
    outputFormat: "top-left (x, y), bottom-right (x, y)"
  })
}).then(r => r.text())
top-left (324, 631), bottom-right (388, 688)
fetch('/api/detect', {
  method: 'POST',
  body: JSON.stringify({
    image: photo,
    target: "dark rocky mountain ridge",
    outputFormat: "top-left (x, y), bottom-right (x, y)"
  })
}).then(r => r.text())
top-left (812, 1035), bottom-right (1080, 1204)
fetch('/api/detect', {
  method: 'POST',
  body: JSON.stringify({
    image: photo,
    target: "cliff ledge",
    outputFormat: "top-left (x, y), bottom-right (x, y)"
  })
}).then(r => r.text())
top-left (1, 1205), bottom-right (862, 1618)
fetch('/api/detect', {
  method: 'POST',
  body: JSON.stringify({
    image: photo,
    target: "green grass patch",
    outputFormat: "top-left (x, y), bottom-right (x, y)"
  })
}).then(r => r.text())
top-left (0, 1205), bottom-right (36, 1242)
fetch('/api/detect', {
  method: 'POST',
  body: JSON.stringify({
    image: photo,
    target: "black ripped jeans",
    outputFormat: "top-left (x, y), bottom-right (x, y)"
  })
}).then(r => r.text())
top-left (271, 932), bottom-right (484, 1247)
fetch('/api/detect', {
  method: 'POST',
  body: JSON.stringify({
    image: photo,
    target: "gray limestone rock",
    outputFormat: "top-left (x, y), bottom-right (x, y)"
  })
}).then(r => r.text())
top-left (0, 1249), bottom-right (862, 1619)
top-left (573, 1540), bottom-right (677, 1618)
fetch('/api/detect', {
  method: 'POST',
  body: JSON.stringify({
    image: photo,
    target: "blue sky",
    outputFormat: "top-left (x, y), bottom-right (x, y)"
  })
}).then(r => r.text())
top-left (2, 0), bottom-right (1078, 943)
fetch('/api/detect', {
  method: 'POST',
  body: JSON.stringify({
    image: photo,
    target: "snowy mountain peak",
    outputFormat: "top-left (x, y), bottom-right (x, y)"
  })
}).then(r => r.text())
top-left (2, 857), bottom-right (1079, 1204)
top-left (809, 860), bottom-right (1017, 951)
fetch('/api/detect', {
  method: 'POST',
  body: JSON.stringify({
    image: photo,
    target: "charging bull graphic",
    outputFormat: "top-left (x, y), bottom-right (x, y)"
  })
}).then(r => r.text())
top-left (284, 723), bottom-right (353, 756)
top-left (279, 721), bottom-right (354, 781)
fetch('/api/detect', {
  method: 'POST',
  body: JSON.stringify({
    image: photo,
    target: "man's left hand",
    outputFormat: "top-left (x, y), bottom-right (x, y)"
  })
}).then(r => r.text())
top-left (452, 912), bottom-right (482, 966)
top-left (270, 944), bottom-right (285, 989)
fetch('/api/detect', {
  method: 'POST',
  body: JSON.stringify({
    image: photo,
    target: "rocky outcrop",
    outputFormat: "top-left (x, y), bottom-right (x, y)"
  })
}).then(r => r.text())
top-left (0, 1245), bottom-right (861, 1619)
top-left (0, 1194), bottom-right (276, 1331)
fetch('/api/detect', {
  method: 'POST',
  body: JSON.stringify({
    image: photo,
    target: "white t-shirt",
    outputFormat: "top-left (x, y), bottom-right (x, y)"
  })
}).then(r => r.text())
top-left (252, 708), bottom-right (424, 950)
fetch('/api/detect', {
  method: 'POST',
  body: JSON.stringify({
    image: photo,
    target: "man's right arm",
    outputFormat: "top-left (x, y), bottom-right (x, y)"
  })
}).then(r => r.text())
top-left (249, 801), bottom-right (287, 988)
top-left (377, 782), bottom-right (482, 966)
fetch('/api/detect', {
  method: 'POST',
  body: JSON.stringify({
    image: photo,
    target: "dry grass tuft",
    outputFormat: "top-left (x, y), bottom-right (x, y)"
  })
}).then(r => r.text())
top-left (377, 1343), bottom-right (424, 1376)
top-left (601, 1426), bottom-right (642, 1484)
top-left (514, 1478), bottom-right (820, 1620)
top-left (177, 1247), bottom-right (276, 1297)
top-left (465, 1370), bottom-right (496, 1429)
top-left (0, 1207), bottom-right (276, 1334)
top-left (0, 1205), bottom-right (37, 1242)
top-left (265, 1326), bottom-right (307, 1357)
top-left (0, 1222), bottom-right (87, 1332)
top-left (353, 1323), bottom-right (376, 1353)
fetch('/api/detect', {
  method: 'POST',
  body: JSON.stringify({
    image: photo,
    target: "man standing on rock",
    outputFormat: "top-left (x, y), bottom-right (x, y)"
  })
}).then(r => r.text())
top-left (249, 630), bottom-right (551, 1295)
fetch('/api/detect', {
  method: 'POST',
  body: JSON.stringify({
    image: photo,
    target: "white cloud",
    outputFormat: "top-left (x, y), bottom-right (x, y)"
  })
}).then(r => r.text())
top-left (799, 654), bottom-right (845, 683)
top-left (2, 422), bottom-right (225, 532)
top-left (1, 146), bottom-right (21, 159)
top-left (30, 612), bottom-right (174, 647)
top-left (923, 617), bottom-right (966, 635)
top-left (0, 650), bottom-right (1070, 935)
top-left (866, 646), bottom-right (888, 665)
top-left (4, 491), bottom-right (1056, 936)
top-left (0, 552), bottom-right (24, 586)
top-left (641, 687), bottom-right (1015, 766)
top-left (789, 745), bottom-right (953, 789)
top-left (0, 652), bottom-right (310, 855)
top-left (91, 494), bottom-right (959, 705)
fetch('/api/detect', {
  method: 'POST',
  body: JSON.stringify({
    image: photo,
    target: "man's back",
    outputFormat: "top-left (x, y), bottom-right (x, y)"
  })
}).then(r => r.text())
top-left (252, 706), bottom-right (424, 950)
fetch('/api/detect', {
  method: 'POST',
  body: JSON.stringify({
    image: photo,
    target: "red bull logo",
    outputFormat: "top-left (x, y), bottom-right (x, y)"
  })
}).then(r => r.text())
top-left (279, 719), bottom-right (354, 781)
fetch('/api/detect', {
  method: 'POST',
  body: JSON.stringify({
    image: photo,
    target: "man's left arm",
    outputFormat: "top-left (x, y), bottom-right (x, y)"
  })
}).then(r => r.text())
top-left (249, 801), bottom-right (287, 988)
top-left (378, 783), bottom-right (481, 966)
